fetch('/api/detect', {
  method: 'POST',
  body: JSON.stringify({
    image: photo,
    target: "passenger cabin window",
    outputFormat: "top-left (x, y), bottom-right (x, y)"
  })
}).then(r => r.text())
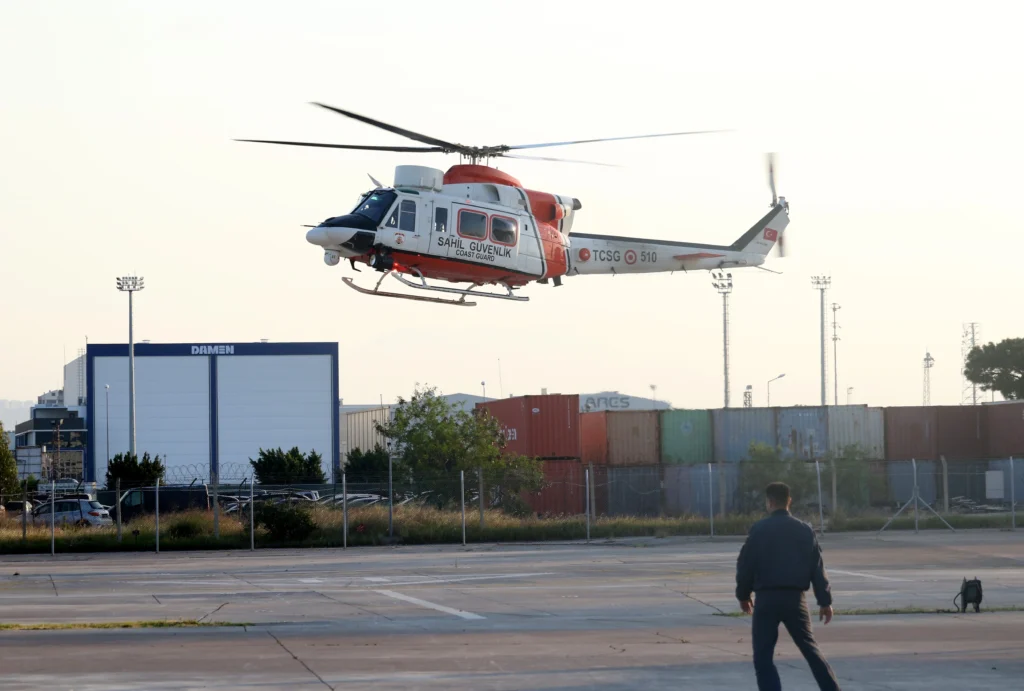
top-left (458, 210), bottom-right (487, 239)
top-left (399, 199), bottom-right (416, 232)
top-left (491, 216), bottom-right (517, 245)
top-left (434, 207), bottom-right (448, 233)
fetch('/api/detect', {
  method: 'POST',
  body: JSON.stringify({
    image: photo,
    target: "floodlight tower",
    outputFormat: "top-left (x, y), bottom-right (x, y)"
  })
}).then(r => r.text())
top-left (743, 385), bottom-right (753, 408)
top-left (923, 350), bottom-right (935, 406)
top-left (961, 322), bottom-right (980, 405)
top-left (831, 303), bottom-right (841, 405)
top-left (116, 275), bottom-right (144, 455)
top-left (712, 271), bottom-right (733, 408)
top-left (811, 276), bottom-right (831, 405)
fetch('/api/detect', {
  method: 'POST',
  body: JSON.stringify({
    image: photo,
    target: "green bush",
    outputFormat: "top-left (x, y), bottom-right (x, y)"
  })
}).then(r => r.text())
top-left (166, 515), bottom-right (205, 540)
top-left (254, 502), bottom-right (316, 542)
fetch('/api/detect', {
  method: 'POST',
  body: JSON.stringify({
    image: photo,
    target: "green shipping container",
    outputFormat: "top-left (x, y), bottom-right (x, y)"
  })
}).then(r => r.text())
top-left (660, 410), bottom-right (713, 464)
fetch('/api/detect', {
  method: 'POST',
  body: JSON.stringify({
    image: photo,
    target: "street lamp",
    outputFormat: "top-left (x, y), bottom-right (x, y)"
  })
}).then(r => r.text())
top-left (481, 380), bottom-right (486, 399)
top-left (847, 386), bottom-right (854, 405)
top-left (105, 384), bottom-right (110, 467)
top-left (650, 384), bottom-right (657, 408)
top-left (767, 373), bottom-right (786, 407)
top-left (116, 275), bottom-right (144, 456)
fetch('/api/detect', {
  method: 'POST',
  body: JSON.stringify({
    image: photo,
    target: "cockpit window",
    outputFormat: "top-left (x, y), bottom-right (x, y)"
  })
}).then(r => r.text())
top-left (350, 190), bottom-right (397, 226)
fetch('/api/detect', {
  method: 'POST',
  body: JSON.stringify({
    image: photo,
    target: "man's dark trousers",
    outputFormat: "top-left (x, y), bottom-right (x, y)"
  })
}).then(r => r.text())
top-left (752, 590), bottom-right (840, 691)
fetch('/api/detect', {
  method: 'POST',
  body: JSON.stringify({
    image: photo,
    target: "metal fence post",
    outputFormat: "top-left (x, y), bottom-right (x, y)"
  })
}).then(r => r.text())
top-left (1011, 456), bottom-right (1016, 532)
top-left (212, 474), bottom-right (219, 540)
top-left (585, 467), bottom-right (590, 543)
top-left (831, 459), bottom-right (838, 517)
top-left (912, 459), bottom-right (919, 534)
top-left (588, 462), bottom-right (596, 519)
top-left (460, 470), bottom-right (466, 546)
top-left (940, 455), bottom-right (949, 513)
top-left (816, 460), bottom-right (825, 534)
top-left (21, 483), bottom-right (27, 544)
top-left (387, 453), bottom-right (393, 539)
top-left (249, 477), bottom-right (255, 551)
top-left (50, 479), bottom-right (56, 556)
top-left (708, 463), bottom-right (714, 538)
top-left (115, 478), bottom-right (122, 542)
top-left (478, 468), bottom-right (485, 530)
top-left (155, 478), bottom-right (160, 553)
top-left (342, 472), bottom-right (348, 549)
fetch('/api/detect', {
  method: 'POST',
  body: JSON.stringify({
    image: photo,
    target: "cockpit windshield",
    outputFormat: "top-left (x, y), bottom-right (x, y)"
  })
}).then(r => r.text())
top-left (350, 190), bottom-right (397, 226)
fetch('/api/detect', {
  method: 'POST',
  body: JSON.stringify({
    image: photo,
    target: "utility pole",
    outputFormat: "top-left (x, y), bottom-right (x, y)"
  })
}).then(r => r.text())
top-left (811, 276), bottom-right (831, 405)
top-left (961, 322), bottom-right (980, 405)
top-left (923, 351), bottom-right (935, 406)
top-left (831, 303), bottom-right (841, 406)
top-left (116, 276), bottom-right (145, 455)
top-left (712, 271), bottom-right (733, 408)
top-left (743, 385), bottom-right (753, 408)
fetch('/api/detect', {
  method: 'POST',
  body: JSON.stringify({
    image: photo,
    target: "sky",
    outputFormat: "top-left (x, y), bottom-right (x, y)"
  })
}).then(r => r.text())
top-left (1, 0), bottom-right (1022, 412)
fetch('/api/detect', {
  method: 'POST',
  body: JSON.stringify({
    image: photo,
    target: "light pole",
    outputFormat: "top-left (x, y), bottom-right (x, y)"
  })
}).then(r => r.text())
top-left (831, 303), bottom-right (841, 406)
top-left (811, 276), bottom-right (831, 405)
top-left (767, 374), bottom-right (786, 407)
top-left (116, 276), bottom-right (144, 456)
top-left (712, 271), bottom-right (733, 408)
top-left (650, 384), bottom-right (657, 408)
top-left (104, 384), bottom-right (110, 467)
top-left (481, 381), bottom-right (486, 399)
top-left (846, 386), bottom-right (854, 405)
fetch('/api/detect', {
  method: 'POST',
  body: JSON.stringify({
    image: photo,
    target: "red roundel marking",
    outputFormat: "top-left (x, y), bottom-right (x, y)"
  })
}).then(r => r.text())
top-left (764, 229), bottom-right (778, 241)
top-left (624, 249), bottom-right (637, 265)
top-left (395, 234), bottom-right (405, 245)
top-left (578, 248), bottom-right (591, 262)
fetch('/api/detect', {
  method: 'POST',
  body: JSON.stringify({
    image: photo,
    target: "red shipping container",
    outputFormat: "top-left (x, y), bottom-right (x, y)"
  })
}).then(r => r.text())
top-left (885, 406), bottom-right (989, 461)
top-left (988, 402), bottom-right (1024, 457)
top-left (521, 459), bottom-right (586, 516)
top-left (581, 411), bottom-right (660, 466)
top-left (476, 394), bottom-right (581, 459)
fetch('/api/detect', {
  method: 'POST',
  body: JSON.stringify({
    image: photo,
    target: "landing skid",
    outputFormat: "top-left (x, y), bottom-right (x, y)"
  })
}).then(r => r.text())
top-left (342, 269), bottom-right (529, 307)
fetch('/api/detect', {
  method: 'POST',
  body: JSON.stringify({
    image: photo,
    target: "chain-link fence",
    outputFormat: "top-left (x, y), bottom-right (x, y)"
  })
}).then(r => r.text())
top-left (1, 457), bottom-right (1019, 554)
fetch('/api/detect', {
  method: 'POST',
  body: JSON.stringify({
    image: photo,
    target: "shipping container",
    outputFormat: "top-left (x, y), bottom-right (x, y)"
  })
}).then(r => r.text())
top-left (987, 402), bottom-right (1024, 457)
top-left (987, 459), bottom-right (1024, 504)
top-left (944, 460), bottom-right (990, 504)
top-left (884, 407), bottom-right (937, 460)
top-left (476, 394), bottom-right (581, 459)
top-left (581, 411), bottom-right (660, 467)
top-left (936, 406), bottom-right (988, 460)
top-left (663, 463), bottom-right (738, 517)
top-left (776, 407), bottom-right (828, 460)
top-left (827, 406), bottom-right (885, 459)
top-left (605, 411), bottom-right (660, 466)
top-left (605, 466), bottom-right (661, 516)
top-left (887, 460), bottom-right (937, 505)
top-left (522, 459), bottom-right (586, 516)
top-left (345, 407), bottom-right (392, 458)
top-left (712, 408), bottom-right (777, 462)
top-left (660, 410), bottom-right (713, 464)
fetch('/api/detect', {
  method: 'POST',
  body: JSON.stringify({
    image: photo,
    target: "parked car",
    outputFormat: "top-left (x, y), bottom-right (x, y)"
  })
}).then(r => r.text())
top-left (31, 499), bottom-right (113, 527)
top-left (3, 500), bottom-right (34, 515)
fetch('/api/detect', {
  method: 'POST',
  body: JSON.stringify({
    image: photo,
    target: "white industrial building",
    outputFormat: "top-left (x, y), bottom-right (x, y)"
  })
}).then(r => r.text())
top-left (86, 342), bottom-right (339, 485)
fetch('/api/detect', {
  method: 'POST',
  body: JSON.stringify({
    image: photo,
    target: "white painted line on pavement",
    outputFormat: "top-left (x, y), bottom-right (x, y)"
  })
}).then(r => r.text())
top-left (830, 569), bottom-right (912, 582)
top-left (374, 589), bottom-right (485, 620)
top-left (364, 577), bottom-right (390, 582)
top-left (298, 578), bottom-right (324, 584)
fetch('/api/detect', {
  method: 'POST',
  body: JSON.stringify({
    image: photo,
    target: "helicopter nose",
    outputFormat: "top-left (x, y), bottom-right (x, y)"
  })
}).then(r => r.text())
top-left (306, 227), bottom-right (329, 246)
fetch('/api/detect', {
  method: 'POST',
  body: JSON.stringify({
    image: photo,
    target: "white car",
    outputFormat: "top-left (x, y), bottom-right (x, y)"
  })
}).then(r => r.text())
top-left (32, 499), bottom-right (113, 527)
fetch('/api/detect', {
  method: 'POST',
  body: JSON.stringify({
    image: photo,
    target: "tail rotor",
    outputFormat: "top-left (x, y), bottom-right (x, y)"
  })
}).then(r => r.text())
top-left (766, 152), bottom-right (790, 257)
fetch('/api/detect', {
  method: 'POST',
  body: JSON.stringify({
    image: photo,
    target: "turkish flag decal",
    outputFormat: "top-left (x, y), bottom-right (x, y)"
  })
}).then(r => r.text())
top-left (764, 229), bottom-right (779, 241)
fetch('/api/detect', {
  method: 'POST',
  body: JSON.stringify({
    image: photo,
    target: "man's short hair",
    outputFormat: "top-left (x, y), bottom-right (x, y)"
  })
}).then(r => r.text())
top-left (766, 482), bottom-right (791, 506)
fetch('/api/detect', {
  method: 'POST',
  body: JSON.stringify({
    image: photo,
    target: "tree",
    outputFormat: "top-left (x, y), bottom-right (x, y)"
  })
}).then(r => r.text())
top-left (375, 385), bottom-right (543, 509)
top-left (105, 451), bottom-right (166, 489)
top-left (736, 442), bottom-right (816, 513)
top-left (0, 422), bottom-right (19, 501)
top-left (344, 444), bottom-right (391, 483)
top-left (249, 447), bottom-right (326, 485)
top-left (965, 338), bottom-right (1024, 400)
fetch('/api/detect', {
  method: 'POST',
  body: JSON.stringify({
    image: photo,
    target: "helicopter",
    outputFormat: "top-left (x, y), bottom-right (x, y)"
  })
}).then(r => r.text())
top-left (237, 103), bottom-right (790, 307)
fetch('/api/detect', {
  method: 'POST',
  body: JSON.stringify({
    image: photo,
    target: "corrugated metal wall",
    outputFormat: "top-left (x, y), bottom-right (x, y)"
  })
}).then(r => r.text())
top-left (660, 410), bottom-right (713, 464)
top-left (346, 407), bottom-right (391, 456)
top-left (663, 463), bottom-right (738, 517)
top-left (887, 460), bottom-right (937, 505)
top-left (712, 408), bottom-right (776, 462)
top-left (827, 406), bottom-right (885, 459)
top-left (987, 459), bottom-right (1024, 504)
top-left (884, 407), bottom-right (937, 460)
top-left (776, 407), bottom-right (828, 460)
top-left (606, 411), bottom-right (660, 466)
top-left (477, 395), bottom-right (582, 460)
top-left (522, 459), bottom-right (586, 515)
top-left (988, 403), bottom-right (1024, 457)
top-left (935, 407), bottom-right (988, 460)
top-left (581, 412), bottom-right (609, 466)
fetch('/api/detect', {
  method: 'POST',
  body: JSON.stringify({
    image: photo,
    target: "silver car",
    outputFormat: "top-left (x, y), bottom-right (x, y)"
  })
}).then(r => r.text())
top-left (32, 499), bottom-right (113, 527)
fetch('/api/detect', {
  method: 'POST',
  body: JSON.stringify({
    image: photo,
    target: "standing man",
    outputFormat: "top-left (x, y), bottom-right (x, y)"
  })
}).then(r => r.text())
top-left (736, 482), bottom-right (841, 691)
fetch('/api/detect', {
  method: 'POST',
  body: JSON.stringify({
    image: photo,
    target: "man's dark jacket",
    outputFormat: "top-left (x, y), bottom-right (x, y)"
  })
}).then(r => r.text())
top-left (735, 509), bottom-right (832, 607)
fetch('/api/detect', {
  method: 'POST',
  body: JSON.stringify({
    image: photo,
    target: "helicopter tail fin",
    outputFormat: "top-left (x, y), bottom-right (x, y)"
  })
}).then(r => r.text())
top-left (730, 201), bottom-right (790, 256)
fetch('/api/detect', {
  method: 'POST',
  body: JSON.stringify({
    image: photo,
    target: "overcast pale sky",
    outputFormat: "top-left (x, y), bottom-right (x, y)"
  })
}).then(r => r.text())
top-left (2, 1), bottom-right (1021, 410)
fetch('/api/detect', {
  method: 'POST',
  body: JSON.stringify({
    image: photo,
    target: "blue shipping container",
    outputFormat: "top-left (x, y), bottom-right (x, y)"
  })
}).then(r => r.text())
top-left (987, 459), bottom-right (1024, 504)
top-left (777, 407), bottom-right (829, 460)
top-left (605, 466), bottom-right (661, 517)
top-left (712, 408), bottom-right (777, 462)
top-left (887, 460), bottom-right (937, 506)
top-left (663, 464), bottom-right (738, 517)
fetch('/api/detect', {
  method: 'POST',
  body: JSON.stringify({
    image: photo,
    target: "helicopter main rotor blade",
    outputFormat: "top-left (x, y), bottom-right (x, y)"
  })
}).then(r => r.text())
top-left (234, 139), bottom-right (444, 153)
top-left (311, 102), bottom-right (466, 152)
top-left (501, 153), bottom-right (621, 167)
top-left (503, 129), bottom-right (730, 152)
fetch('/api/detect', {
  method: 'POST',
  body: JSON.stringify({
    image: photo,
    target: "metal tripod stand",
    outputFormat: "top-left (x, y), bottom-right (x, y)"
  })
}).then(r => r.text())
top-left (879, 459), bottom-right (956, 534)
